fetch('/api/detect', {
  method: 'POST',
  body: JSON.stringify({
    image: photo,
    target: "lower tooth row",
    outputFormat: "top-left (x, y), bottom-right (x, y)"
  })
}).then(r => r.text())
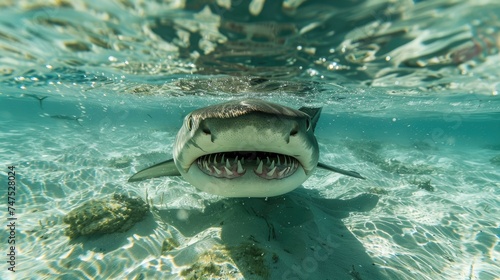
top-left (255, 159), bottom-right (296, 177)
top-left (278, 167), bottom-right (289, 177)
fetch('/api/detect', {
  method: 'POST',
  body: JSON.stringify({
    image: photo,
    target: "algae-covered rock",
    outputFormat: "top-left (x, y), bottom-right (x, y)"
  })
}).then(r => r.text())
top-left (409, 178), bottom-right (435, 192)
top-left (177, 242), bottom-right (269, 280)
top-left (161, 237), bottom-right (180, 253)
top-left (179, 244), bottom-right (237, 280)
top-left (230, 242), bottom-right (269, 279)
top-left (368, 187), bottom-right (389, 195)
top-left (63, 193), bottom-right (149, 238)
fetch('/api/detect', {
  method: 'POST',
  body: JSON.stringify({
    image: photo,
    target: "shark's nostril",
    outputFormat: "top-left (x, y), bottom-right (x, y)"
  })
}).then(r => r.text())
top-left (202, 128), bottom-right (211, 134)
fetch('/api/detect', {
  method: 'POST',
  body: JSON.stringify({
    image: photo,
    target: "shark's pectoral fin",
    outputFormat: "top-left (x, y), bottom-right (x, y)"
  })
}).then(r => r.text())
top-left (317, 162), bottom-right (366, 179)
top-left (128, 159), bottom-right (181, 182)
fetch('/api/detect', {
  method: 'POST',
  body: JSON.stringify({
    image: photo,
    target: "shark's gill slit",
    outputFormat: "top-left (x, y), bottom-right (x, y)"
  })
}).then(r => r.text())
top-left (196, 151), bottom-right (299, 180)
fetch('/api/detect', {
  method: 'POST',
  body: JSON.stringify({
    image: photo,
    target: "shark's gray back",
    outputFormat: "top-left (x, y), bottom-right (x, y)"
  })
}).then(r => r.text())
top-left (190, 99), bottom-right (311, 120)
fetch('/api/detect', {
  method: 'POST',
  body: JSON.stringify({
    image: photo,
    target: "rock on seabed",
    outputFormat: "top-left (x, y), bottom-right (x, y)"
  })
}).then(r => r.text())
top-left (63, 193), bottom-right (149, 238)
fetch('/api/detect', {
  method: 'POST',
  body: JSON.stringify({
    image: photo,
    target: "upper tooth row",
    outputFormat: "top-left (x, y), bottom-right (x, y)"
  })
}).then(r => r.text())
top-left (256, 155), bottom-right (293, 167)
top-left (206, 154), bottom-right (244, 165)
top-left (201, 158), bottom-right (245, 173)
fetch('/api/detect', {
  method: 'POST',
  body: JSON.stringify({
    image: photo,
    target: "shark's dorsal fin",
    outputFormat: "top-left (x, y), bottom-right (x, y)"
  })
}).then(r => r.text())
top-left (298, 106), bottom-right (322, 132)
top-left (317, 162), bottom-right (366, 179)
top-left (298, 106), bottom-right (365, 180)
top-left (128, 159), bottom-right (181, 182)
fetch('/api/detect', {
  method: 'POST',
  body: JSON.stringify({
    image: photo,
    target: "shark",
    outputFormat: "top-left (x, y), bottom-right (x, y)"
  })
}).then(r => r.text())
top-left (49, 114), bottom-right (83, 126)
top-left (128, 99), bottom-right (364, 197)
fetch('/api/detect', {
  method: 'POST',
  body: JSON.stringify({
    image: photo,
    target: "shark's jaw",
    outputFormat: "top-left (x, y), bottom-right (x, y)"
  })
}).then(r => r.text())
top-left (173, 99), bottom-right (319, 197)
top-left (196, 151), bottom-right (300, 179)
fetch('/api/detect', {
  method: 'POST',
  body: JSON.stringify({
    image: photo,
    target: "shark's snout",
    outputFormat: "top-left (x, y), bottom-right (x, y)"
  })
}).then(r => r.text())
top-left (197, 111), bottom-right (299, 144)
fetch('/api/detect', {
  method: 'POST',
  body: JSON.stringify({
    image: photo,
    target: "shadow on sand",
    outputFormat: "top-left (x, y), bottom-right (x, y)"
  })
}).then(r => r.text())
top-left (157, 189), bottom-right (383, 279)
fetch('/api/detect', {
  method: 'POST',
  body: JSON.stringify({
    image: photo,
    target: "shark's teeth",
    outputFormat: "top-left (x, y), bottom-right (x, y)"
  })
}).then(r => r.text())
top-left (254, 155), bottom-right (299, 180)
top-left (278, 168), bottom-right (287, 177)
top-left (255, 160), bottom-right (263, 174)
top-left (197, 152), bottom-right (299, 180)
top-left (213, 166), bottom-right (221, 175)
top-left (197, 153), bottom-right (248, 179)
top-left (267, 166), bottom-right (277, 177)
top-left (237, 160), bottom-right (244, 173)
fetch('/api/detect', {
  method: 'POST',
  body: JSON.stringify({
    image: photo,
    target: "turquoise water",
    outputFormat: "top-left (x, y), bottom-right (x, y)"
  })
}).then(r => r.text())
top-left (1, 0), bottom-right (499, 279)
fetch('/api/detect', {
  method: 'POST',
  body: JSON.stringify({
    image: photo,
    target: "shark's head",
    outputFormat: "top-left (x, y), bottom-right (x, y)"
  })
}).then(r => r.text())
top-left (173, 99), bottom-right (319, 197)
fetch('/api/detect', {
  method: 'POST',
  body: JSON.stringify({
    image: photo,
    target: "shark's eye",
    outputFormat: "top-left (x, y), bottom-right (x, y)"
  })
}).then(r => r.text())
top-left (186, 116), bottom-right (194, 131)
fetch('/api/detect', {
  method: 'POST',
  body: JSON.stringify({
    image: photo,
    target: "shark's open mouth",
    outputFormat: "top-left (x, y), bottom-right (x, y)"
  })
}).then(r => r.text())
top-left (196, 151), bottom-right (299, 180)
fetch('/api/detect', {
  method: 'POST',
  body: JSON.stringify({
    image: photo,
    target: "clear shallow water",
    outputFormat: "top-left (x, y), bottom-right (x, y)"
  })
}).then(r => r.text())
top-left (0, 0), bottom-right (499, 279)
